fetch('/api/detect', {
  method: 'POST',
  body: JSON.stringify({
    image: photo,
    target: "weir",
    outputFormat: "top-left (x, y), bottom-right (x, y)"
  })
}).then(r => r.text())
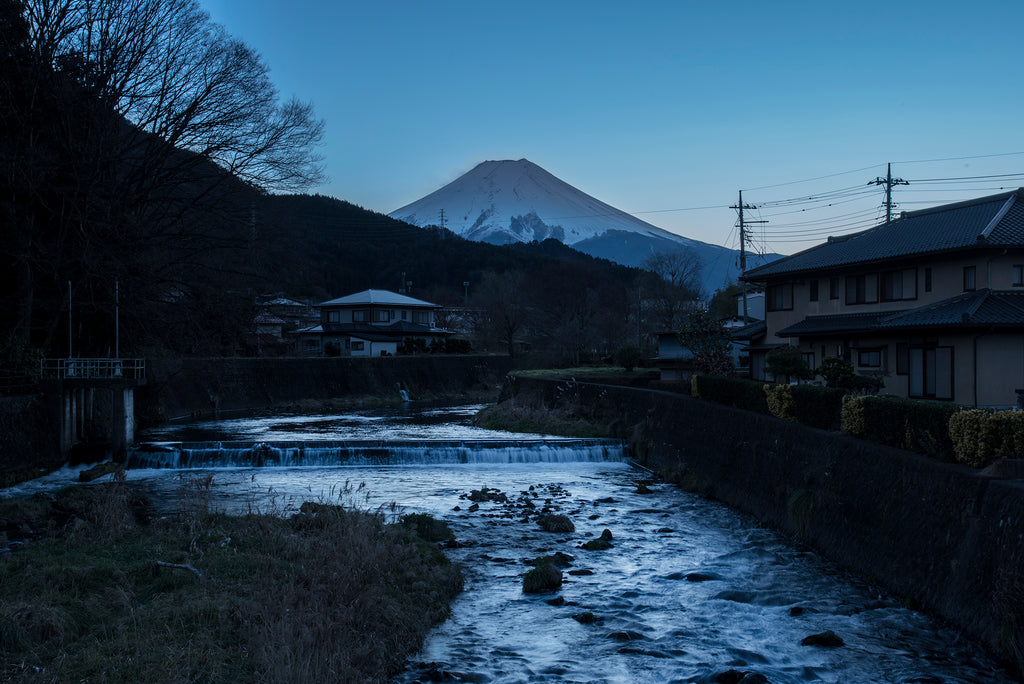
top-left (127, 438), bottom-right (627, 469)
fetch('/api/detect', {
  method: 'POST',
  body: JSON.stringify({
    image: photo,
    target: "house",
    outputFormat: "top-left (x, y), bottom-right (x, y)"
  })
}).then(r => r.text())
top-left (741, 189), bottom-right (1024, 407)
top-left (292, 289), bottom-right (449, 357)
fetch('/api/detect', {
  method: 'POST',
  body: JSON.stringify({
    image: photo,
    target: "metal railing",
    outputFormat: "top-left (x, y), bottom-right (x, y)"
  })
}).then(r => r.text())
top-left (40, 358), bottom-right (146, 380)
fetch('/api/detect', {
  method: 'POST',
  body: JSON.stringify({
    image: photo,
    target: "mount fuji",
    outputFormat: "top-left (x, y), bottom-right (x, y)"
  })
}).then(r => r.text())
top-left (389, 159), bottom-right (772, 296)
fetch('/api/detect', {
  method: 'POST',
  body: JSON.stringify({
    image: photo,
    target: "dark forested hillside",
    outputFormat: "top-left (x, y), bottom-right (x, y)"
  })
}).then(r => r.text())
top-left (254, 193), bottom-right (640, 304)
top-left (0, 0), bottom-right (700, 365)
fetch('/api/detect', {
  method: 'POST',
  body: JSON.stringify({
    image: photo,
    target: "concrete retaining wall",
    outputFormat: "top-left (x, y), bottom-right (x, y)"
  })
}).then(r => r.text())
top-left (504, 375), bottom-right (1024, 671)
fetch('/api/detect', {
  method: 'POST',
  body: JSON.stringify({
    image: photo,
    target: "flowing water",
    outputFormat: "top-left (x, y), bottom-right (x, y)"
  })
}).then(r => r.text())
top-left (4, 404), bottom-right (1017, 683)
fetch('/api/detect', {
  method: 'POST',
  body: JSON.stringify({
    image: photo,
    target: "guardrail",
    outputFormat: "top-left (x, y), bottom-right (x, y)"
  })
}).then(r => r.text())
top-left (40, 358), bottom-right (146, 380)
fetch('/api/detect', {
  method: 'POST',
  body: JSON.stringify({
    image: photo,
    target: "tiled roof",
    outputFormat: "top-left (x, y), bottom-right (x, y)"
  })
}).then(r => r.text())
top-left (744, 189), bottom-right (1024, 280)
top-left (729, 320), bottom-right (766, 341)
top-left (877, 290), bottom-right (1024, 329)
top-left (319, 289), bottom-right (438, 308)
top-left (776, 290), bottom-right (1024, 337)
top-left (776, 311), bottom-right (903, 337)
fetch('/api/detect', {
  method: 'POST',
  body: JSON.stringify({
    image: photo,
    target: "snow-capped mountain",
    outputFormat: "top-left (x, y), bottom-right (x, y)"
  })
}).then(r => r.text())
top-left (390, 159), bottom-right (769, 295)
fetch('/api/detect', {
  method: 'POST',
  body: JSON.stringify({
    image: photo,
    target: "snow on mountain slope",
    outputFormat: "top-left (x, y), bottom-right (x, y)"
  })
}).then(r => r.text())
top-left (390, 159), bottom-right (694, 246)
top-left (389, 159), bottom-right (773, 295)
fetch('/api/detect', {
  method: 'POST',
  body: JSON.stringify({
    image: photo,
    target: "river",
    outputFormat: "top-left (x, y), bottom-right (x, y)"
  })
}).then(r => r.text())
top-left (3, 403), bottom-right (1017, 683)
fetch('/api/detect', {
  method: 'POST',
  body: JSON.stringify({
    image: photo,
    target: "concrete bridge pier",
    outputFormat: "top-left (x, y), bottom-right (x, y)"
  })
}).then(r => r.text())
top-left (43, 359), bottom-right (145, 462)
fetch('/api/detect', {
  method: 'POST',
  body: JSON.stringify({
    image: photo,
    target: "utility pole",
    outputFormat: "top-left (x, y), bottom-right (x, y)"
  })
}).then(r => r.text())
top-left (730, 191), bottom-right (767, 320)
top-left (869, 162), bottom-right (909, 223)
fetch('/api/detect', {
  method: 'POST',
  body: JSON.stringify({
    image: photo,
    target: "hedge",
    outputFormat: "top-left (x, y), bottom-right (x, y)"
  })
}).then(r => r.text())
top-left (949, 409), bottom-right (1024, 468)
top-left (764, 383), bottom-right (846, 431)
top-left (691, 375), bottom-right (770, 414)
top-left (841, 395), bottom-right (961, 461)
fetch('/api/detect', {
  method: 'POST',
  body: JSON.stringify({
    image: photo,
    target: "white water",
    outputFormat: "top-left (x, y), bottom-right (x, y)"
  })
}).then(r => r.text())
top-left (4, 404), bottom-right (1017, 682)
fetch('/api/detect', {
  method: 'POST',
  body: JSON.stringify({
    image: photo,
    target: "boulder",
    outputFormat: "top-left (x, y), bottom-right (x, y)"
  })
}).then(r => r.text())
top-left (801, 630), bottom-right (844, 647)
top-left (523, 561), bottom-right (563, 594)
top-left (538, 514), bottom-right (575, 533)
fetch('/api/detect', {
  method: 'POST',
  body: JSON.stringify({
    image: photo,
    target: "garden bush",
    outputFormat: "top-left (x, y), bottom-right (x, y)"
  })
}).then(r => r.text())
top-left (841, 395), bottom-right (961, 461)
top-left (763, 384), bottom-right (846, 430)
top-left (690, 375), bottom-right (770, 414)
top-left (949, 409), bottom-right (1024, 467)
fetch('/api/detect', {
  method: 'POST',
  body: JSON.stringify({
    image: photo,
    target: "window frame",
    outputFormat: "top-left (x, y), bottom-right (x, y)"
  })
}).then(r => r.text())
top-left (908, 345), bottom-right (954, 400)
top-left (808, 279), bottom-right (819, 302)
top-left (963, 265), bottom-right (977, 292)
top-left (1013, 265), bottom-right (1024, 287)
top-left (857, 348), bottom-right (883, 369)
top-left (766, 283), bottom-right (794, 312)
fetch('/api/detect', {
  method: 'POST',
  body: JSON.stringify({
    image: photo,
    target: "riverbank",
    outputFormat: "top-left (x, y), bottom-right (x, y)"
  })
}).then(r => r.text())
top-left (0, 473), bottom-right (462, 682)
top-left (493, 375), bottom-right (1024, 675)
top-left (0, 355), bottom-right (512, 485)
top-left (139, 355), bottom-right (513, 426)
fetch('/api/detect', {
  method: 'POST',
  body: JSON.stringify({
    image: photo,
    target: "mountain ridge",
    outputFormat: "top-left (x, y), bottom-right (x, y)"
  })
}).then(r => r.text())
top-left (389, 159), bottom-right (774, 294)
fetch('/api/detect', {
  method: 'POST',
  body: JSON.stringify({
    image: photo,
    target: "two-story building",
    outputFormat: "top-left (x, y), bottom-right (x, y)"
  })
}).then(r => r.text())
top-left (293, 289), bottom-right (448, 356)
top-left (741, 189), bottom-right (1024, 407)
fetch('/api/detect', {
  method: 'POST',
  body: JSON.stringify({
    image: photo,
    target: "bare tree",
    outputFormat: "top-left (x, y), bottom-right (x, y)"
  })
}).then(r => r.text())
top-left (25, 0), bottom-right (324, 192)
top-left (473, 271), bottom-right (528, 357)
top-left (2, 0), bottom-right (325, 354)
top-left (642, 247), bottom-right (704, 334)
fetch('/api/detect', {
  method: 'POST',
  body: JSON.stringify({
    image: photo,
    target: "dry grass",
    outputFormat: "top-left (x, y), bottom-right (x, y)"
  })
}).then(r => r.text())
top-left (0, 475), bottom-right (462, 683)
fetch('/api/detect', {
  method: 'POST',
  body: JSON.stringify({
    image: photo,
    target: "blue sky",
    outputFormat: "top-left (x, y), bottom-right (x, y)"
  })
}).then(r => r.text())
top-left (200, 0), bottom-right (1024, 255)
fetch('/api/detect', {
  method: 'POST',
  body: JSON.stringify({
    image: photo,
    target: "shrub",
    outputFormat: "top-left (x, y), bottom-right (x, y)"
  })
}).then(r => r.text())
top-left (765, 346), bottom-right (813, 382)
top-left (444, 338), bottom-right (472, 354)
top-left (691, 375), bottom-right (770, 414)
top-left (764, 383), bottom-right (846, 430)
top-left (614, 346), bottom-right (644, 372)
top-left (841, 395), bottom-right (961, 461)
top-left (399, 513), bottom-right (455, 542)
top-left (764, 384), bottom-right (796, 422)
top-left (950, 409), bottom-right (1024, 468)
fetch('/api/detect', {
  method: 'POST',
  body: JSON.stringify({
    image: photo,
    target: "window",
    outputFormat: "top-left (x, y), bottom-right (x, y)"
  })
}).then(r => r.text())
top-left (963, 266), bottom-right (976, 291)
top-left (351, 340), bottom-right (365, 351)
top-left (767, 283), bottom-right (793, 311)
top-left (1014, 265), bottom-right (1024, 287)
top-left (845, 274), bottom-right (877, 304)
top-left (809, 280), bottom-right (819, 302)
top-left (352, 310), bottom-right (369, 323)
top-left (327, 311), bottom-right (340, 323)
top-left (880, 269), bottom-right (917, 302)
top-left (829, 277), bottom-right (840, 300)
top-left (802, 352), bottom-right (815, 371)
top-left (924, 268), bottom-right (932, 293)
top-left (373, 309), bottom-right (392, 323)
top-left (857, 349), bottom-right (883, 368)
top-left (412, 310), bottom-right (431, 325)
top-left (401, 310), bottom-right (409, 320)
top-left (896, 343), bottom-right (909, 375)
top-left (909, 346), bottom-right (953, 400)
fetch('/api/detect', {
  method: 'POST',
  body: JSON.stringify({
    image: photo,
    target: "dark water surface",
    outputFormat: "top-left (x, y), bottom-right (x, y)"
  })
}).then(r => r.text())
top-left (4, 404), bottom-right (1017, 683)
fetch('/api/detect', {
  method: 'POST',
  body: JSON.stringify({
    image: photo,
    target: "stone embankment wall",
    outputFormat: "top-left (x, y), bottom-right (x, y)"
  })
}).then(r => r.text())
top-left (505, 376), bottom-right (1024, 672)
top-left (139, 355), bottom-right (512, 425)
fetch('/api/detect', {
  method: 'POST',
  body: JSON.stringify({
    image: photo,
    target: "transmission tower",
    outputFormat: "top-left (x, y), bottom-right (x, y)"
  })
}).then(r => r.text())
top-left (868, 162), bottom-right (909, 223)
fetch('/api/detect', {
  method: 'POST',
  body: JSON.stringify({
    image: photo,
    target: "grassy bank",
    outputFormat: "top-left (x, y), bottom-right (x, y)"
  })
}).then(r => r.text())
top-left (0, 474), bottom-right (462, 683)
top-left (475, 377), bottom-right (616, 438)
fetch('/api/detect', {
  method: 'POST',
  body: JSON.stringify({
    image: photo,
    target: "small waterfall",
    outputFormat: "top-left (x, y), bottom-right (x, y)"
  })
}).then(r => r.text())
top-left (127, 439), bottom-right (627, 469)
